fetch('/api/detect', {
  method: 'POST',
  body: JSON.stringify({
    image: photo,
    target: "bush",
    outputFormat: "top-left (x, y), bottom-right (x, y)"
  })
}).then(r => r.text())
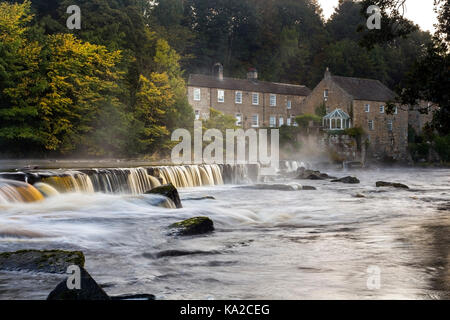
top-left (295, 114), bottom-right (321, 127)
top-left (434, 134), bottom-right (450, 162)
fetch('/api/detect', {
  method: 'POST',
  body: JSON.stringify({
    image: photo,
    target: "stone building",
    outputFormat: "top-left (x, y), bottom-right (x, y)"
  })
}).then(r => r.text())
top-left (408, 101), bottom-right (438, 135)
top-left (301, 69), bottom-right (409, 161)
top-left (187, 65), bottom-right (311, 129)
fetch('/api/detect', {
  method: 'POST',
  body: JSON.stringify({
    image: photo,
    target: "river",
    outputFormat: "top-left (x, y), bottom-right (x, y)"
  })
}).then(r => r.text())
top-left (0, 166), bottom-right (449, 299)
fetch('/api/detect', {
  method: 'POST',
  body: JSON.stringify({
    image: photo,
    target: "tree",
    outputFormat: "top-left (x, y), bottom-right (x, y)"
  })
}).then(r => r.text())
top-left (0, 1), bottom-right (45, 154)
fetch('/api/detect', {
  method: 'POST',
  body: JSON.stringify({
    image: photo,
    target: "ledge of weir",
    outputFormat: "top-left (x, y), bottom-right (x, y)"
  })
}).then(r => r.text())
top-left (0, 159), bottom-right (180, 171)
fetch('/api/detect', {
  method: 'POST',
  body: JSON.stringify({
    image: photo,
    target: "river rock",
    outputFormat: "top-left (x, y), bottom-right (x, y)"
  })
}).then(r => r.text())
top-left (376, 181), bottom-right (409, 189)
top-left (47, 267), bottom-right (110, 300)
top-left (146, 183), bottom-right (182, 208)
top-left (169, 217), bottom-right (214, 236)
top-left (184, 196), bottom-right (216, 201)
top-left (111, 294), bottom-right (155, 301)
top-left (353, 193), bottom-right (366, 198)
top-left (239, 184), bottom-right (300, 191)
top-left (302, 186), bottom-right (317, 190)
top-left (331, 176), bottom-right (360, 184)
top-left (0, 249), bottom-right (85, 274)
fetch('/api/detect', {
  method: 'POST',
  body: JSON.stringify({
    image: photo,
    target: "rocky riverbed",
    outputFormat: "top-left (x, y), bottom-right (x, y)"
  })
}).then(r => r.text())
top-left (0, 168), bottom-right (449, 299)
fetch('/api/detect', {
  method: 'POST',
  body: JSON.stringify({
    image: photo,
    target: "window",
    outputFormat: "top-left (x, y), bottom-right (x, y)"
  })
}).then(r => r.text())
top-left (235, 114), bottom-right (242, 126)
top-left (380, 105), bottom-right (385, 113)
top-left (279, 117), bottom-right (284, 126)
top-left (368, 120), bottom-right (374, 131)
top-left (287, 100), bottom-right (292, 109)
top-left (251, 114), bottom-right (259, 128)
top-left (287, 118), bottom-right (291, 126)
top-left (387, 120), bottom-right (393, 131)
top-left (218, 90), bottom-right (224, 103)
top-left (269, 116), bottom-right (276, 127)
top-left (394, 106), bottom-right (398, 114)
top-left (270, 94), bottom-right (277, 106)
top-left (195, 110), bottom-right (200, 120)
top-left (235, 91), bottom-right (243, 104)
top-left (324, 89), bottom-right (329, 99)
top-left (252, 93), bottom-right (259, 105)
top-left (193, 88), bottom-right (201, 101)
top-left (365, 104), bottom-right (370, 113)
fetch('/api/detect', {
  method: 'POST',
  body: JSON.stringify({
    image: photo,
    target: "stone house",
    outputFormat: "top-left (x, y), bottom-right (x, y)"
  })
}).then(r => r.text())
top-left (301, 69), bottom-right (409, 161)
top-left (187, 65), bottom-right (311, 129)
top-left (408, 101), bottom-right (438, 135)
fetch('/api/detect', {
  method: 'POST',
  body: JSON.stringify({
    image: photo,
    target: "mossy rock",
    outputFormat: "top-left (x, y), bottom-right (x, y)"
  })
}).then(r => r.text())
top-left (376, 181), bottom-right (409, 189)
top-left (146, 183), bottom-right (182, 208)
top-left (0, 249), bottom-right (85, 274)
top-left (169, 217), bottom-right (214, 236)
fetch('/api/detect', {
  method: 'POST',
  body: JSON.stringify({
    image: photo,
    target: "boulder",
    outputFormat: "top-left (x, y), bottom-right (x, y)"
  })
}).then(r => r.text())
top-left (169, 217), bottom-right (214, 236)
top-left (302, 186), bottom-right (317, 190)
top-left (0, 250), bottom-right (85, 274)
top-left (376, 181), bottom-right (409, 189)
top-left (146, 183), bottom-right (182, 208)
top-left (47, 267), bottom-right (110, 300)
top-left (331, 176), bottom-right (360, 184)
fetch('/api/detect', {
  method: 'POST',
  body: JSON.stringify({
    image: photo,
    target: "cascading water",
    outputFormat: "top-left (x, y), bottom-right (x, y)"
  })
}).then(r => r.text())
top-left (0, 179), bottom-right (44, 204)
top-left (0, 164), bottom-right (232, 204)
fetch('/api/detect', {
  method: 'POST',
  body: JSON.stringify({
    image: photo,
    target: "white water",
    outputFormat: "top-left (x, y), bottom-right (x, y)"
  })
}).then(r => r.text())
top-left (0, 168), bottom-right (449, 299)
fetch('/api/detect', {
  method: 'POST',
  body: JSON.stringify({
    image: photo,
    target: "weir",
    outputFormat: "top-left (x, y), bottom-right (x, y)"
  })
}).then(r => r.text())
top-left (0, 161), bottom-right (302, 204)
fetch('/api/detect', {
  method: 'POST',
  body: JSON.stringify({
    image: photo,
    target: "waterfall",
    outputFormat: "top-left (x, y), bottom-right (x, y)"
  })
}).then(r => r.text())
top-left (0, 164), bottom-right (245, 204)
top-left (0, 179), bottom-right (44, 204)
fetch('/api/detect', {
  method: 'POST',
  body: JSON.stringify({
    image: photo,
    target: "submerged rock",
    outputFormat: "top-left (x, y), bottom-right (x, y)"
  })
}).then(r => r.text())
top-left (353, 193), bottom-right (366, 198)
top-left (331, 176), bottom-right (360, 184)
top-left (0, 249), bottom-right (85, 274)
top-left (169, 217), bottom-right (214, 236)
top-left (301, 186), bottom-right (317, 190)
top-left (376, 181), bottom-right (409, 189)
top-left (184, 196), bottom-right (216, 201)
top-left (150, 250), bottom-right (219, 259)
top-left (47, 267), bottom-right (110, 300)
top-left (146, 183), bottom-right (182, 208)
top-left (239, 184), bottom-right (300, 191)
top-left (111, 294), bottom-right (155, 301)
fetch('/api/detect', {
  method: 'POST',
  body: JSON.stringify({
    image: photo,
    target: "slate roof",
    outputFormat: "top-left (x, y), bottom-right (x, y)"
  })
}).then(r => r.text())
top-left (188, 74), bottom-right (311, 96)
top-left (330, 75), bottom-right (397, 102)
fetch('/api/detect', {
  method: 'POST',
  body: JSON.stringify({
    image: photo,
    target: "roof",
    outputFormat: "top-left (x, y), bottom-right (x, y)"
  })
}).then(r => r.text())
top-left (188, 74), bottom-right (311, 96)
top-left (330, 75), bottom-right (397, 102)
top-left (323, 108), bottom-right (350, 120)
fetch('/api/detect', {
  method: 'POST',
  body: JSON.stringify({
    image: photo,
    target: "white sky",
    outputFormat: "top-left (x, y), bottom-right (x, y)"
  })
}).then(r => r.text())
top-left (318, 0), bottom-right (438, 33)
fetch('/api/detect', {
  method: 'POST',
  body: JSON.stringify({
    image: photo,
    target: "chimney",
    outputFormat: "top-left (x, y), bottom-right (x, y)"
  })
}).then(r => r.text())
top-left (247, 68), bottom-right (258, 80)
top-left (213, 62), bottom-right (223, 80)
top-left (324, 67), bottom-right (331, 79)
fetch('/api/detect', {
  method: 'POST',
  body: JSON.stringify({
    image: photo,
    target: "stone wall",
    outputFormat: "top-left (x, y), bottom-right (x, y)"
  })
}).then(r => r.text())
top-left (353, 100), bottom-right (409, 161)
top-left (300, 77), bottom-right (354, 115)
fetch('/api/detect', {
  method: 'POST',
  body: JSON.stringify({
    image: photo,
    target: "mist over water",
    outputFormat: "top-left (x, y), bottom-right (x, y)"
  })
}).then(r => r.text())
top-left (0, 167), bottom-right (449, 299)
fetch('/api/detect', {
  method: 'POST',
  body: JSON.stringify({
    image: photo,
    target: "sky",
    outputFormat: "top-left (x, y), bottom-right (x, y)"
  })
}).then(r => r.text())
top-left (318, 0), bottom-right (438, 33)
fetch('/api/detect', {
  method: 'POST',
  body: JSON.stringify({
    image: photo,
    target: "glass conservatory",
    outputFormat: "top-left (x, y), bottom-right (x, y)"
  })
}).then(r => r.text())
top-left (322, 108), bottom-right (352, 130)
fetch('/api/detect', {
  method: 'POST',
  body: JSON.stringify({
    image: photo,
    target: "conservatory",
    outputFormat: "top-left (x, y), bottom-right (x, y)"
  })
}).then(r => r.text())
top-left (322, 108), bottom-right (352, 130)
